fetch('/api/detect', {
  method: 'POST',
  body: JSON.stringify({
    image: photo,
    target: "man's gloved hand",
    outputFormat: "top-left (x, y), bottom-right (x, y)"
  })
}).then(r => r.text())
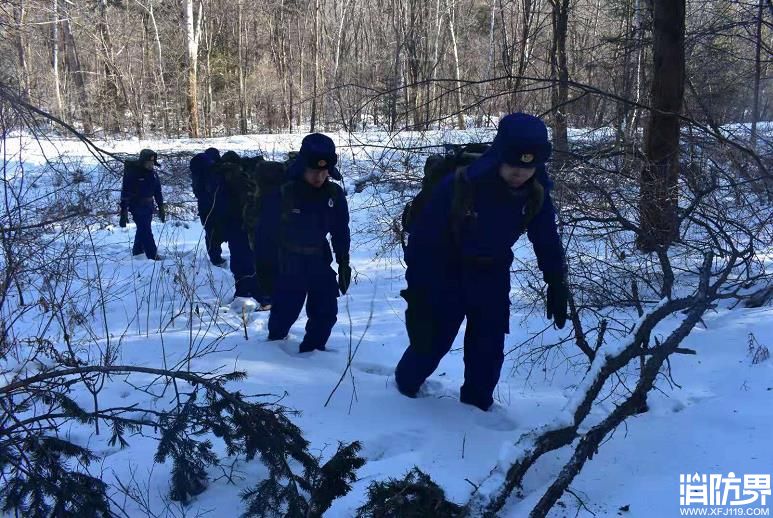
top-left (545, 272), bottom-right (569, 329)
top-left (338, 260), bottom-right (352, 295)
top-left (158, 204), bottom-right (166, 223)
top-left (119, 209), bottom-right (129, 228)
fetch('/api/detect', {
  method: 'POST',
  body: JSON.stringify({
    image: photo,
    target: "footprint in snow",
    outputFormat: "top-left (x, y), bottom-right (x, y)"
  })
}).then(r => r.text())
top-left (354, 362), bottom-right (394, 377)
top-left (417, 379), bottom-right (455, 399)
top-left (473, 405), bottom-right (519, 431)
top-left (361, 430), bottom-right (426, 461)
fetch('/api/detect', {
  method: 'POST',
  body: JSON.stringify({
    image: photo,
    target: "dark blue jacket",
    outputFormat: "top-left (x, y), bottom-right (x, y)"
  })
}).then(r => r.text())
top-left (405, 149), bottom-right (564, 293)
top-left (120, 161), bottom-right (163, 214)
top-left (255, 171), bottom-right (350, 267)
top-left (190, 153), bottom-right (213, 199)
top-left (205, 169), bottom-right (228, 222)
top-left (190, 153), bottom-right (215, 216)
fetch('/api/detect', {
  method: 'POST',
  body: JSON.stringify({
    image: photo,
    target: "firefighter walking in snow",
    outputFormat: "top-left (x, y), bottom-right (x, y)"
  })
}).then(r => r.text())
top-left (190, 147), bottom-right (227, 266)
top-left (256, 133), bottom-right (351, 353)
top-left (119, 148), bottom-right (165, 260)
top-left (213, 151), bottom-right (260, 301)
top-left (394, 112), bottom-right (569, 411)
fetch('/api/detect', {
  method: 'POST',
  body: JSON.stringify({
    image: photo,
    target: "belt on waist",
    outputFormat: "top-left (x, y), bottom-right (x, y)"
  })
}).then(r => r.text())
top-left (283, 244), bottom-right (325, 255)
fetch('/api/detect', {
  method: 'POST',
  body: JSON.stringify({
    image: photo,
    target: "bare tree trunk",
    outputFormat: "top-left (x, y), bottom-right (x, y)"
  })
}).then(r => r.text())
top-left (297, 17), bottom-right (304, 129)
top-left (750, 0), bottom-right (763, 150)
top-left (389, 39), bottom-right (400, 132)
top-left (486, 0), bottom-right (495, 79)
top-left (332, 0), bottom-right (353, 128)
top-left (511, 0), bottom-right (534, 111)
top-left (62, 13), bottom-right (93, 135)
top-left (134, 6), bottom-right (149, 138)
top-left (317, 0), bottom-right (325, 130)
top-left (479, 0), bottom-right (496, 124)
top-left (205, 25), bottom-right (213, 137)
top-left (238, 0), bottom-right (248, 134)
top-left (627, 0), bottom-right (646, 144)
top-left (430, 0), bottom-right (443, 127)
top-left (97, 0), bottom-right (122, 134)
top-left (310, 0), bottom-right (320, 132)
top-left (147, 0), bottom-right (170, 137)
top-left (637, 0), bottom-right (685, 252)
top-left (549, 0), bottom-right (569, 166)
top-left (446, 0), bottom-right (465, 129)
top-left (52, 0), bottom-right (64, 118)
top-left (14, 0), bottom-right (31, 100)
top-left (287, 13), bottom-right (295, 132)
top-left (185, 0), bottom-right (202, 137)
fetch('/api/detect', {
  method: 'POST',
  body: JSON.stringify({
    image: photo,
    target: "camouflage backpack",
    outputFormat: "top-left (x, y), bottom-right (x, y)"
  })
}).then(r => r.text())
top-left (212, 156), bottom-right (260, 230)
top-left (238, 156), bottom-right (265, 233)
top-left (244, 154), bottom-right (294, 234)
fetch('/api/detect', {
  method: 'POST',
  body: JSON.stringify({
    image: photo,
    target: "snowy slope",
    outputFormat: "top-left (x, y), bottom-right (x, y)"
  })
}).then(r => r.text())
top-left (2, 131), bottom-right (772, 517)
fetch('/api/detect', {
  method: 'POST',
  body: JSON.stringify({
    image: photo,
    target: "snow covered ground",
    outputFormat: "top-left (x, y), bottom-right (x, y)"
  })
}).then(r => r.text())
top-left (2, 130), bottom-right (772, 517)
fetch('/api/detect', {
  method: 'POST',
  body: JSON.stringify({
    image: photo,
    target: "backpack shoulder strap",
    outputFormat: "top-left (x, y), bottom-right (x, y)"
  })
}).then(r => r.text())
top-left (280, 182), bottom-right (296, 222)
top-left (521, 179), bottom-right (546, 232)
top-left (449, 166), bottom-right (474, 246)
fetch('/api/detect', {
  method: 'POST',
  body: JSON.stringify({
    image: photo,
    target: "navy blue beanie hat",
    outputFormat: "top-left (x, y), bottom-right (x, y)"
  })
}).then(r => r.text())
top-left (298, 133), bottom-right (341, 180)
top-left (139, 148), bottom-right (160, 166)
top-left (494, 113), bottom-right (552, 167)
top-left (204, 147), bottom-right (220, 161)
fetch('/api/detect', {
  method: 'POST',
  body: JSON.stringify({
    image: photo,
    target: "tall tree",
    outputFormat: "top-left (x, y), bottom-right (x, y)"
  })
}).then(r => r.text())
top-left (96, 0), bottom-right (123, 134)
top-left (237, 0), bottom-right (247, 134)
top-left (185, 0), bottom-right (203, 137)
top-left (142, 0), bottom-right (170, 137)
top-left (637, 0), bottom-right (686, 252)
top-left (447, 0), bottom-right (465, 129)
top-left (549, 0), bottom-right (570, 167)
top-left (14, 0), bottom-right (31, 100)
top-left (51, 0), bottom-right (64, 118)
top-left (310, 0), bottom-right (321, 132)
top-left (749, 0), bottom-right (764, 150)
top-left (61, 7), bottom-right (93, 135)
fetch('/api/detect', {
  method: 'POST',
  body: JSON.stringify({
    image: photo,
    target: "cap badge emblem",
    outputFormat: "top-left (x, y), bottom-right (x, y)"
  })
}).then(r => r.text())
top-left (520, 153), bottom-right (534, 164)
top-left (317, 159), bottom-right (327, 167)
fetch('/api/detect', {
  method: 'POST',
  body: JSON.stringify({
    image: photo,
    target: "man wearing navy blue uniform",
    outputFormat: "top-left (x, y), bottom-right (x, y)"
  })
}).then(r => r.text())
top-left (215, 151), bottom-right (259, 300)
top-left (394, 113), bottom-right (569, 411)
top-left (190, 147), bottom-right (226, 266)
top-left (119, 149), bottom-right (165, 260)
top-left (257, 133), bottom-right (351, 353)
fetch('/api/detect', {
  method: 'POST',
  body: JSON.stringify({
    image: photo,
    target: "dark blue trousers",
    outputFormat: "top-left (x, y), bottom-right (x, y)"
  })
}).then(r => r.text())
top-left (227, 228), bottom-right (257, 298)
top-left (268, 256), bottom-right (338, 351)
top-left (395, 266), bottom-right (511, 410)
top-left (131, 210), bottom-right (158, 259)
top-left (254, 260), bottom-right (277, 307)
top-left (198, 201), bottom-right (224, 264)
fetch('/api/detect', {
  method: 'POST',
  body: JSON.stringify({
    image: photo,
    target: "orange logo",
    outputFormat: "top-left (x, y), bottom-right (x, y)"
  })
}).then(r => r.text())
top-left (520, 153), bottom-right (534, 163)
top-left (317, 159), bottom-right (327, 168)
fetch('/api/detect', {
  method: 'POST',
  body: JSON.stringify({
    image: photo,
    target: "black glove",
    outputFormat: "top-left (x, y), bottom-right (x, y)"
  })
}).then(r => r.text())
top-left (119, 209), bottom-right (128, 228)
top-left (158, 204), bottom-right (166, 223)
top-left (338, 261), bottom-right (352, 295)
top-left (545, 272), bottom-right (569, 329)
